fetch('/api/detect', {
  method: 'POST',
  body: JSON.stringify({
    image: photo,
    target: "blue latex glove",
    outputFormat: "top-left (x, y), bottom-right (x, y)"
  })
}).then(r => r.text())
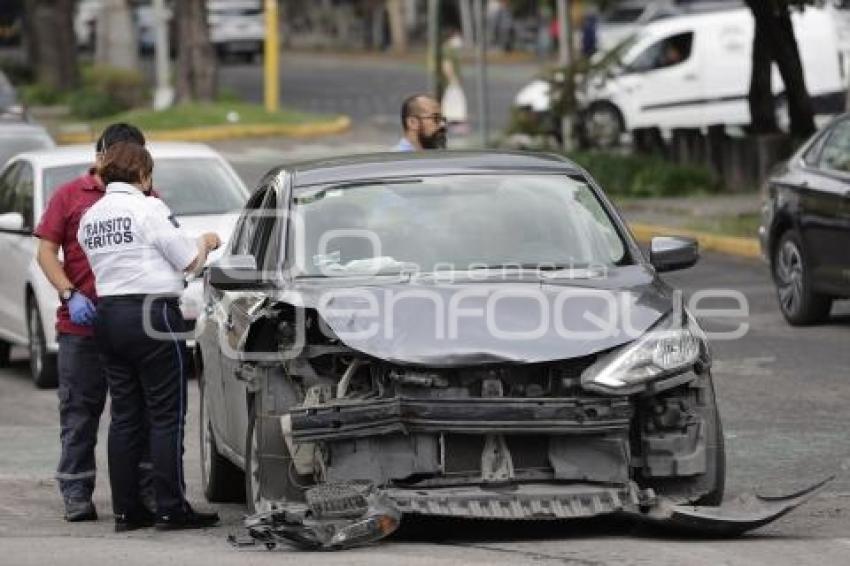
top-left (68, 292), bottom-right (96, 326)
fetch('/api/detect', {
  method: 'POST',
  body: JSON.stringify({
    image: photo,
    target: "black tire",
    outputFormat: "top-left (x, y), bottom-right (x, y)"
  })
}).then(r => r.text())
top-left (27, 299), bottom-right (57, 389)
top-left (584, 103), bottom-right (624, 149)
top-left (0, 339), bottom-right (10, 368)
top-left (245, 395), bottom-right (306, 514)
top-left (199, 367), bottom-right (245, 503)
top-left (772, 230), bottom-right (832, 325)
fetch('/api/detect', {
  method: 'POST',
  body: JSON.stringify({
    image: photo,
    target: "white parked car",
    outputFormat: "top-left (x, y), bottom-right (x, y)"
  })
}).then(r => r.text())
top-left (208, 0), bottom-right (264, 62)
top-left (0, 142), bottom-right (249, 388)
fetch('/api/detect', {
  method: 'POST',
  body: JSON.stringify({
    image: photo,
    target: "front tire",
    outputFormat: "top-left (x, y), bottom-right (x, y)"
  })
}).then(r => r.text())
top-left (772, 230), bottom-right (832, 325)
top-left (27, 299), bottom-right (57, 389)
top-left (199, 368), bottom-right (245, 503)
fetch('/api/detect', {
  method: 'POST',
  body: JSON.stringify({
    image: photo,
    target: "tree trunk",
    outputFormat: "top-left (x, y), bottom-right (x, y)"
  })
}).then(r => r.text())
top-left (745, 0), bottom-right (815, 139)
top-left (24, 0), bottom-right (78, 90)
top-left (386, 0), bottom-right (407, 53)
top-left (748, 18), bottom-right (777, 133)
top-left (95, 0), bottom-right (138, 70)
top-left (176, 0), bottom-right (217, 102)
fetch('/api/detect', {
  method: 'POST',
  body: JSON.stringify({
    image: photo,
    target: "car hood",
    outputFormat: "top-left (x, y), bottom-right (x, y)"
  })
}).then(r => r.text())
top-left (286, 265), bottom-right (672, 367)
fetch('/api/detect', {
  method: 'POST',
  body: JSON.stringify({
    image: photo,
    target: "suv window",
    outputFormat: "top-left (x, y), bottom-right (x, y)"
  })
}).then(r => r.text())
top-left (627, 32), bottom-right (693, 73)
top-left (817, 120), bottom-right (850, 174)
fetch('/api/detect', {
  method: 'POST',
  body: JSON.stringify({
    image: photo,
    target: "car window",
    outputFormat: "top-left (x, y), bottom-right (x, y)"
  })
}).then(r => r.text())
top-left (43, 158), bottom-right (248, 215)
top-left (817, 120), bottom-right (850, 174)
top-left (0, 161), bottom-right (20, 215)
top-left (626, 32), bottom-right (693, 73)
top-left (231, 188), bottom-right (268, 258)
top-left (14, 162), bottom-right (34, 228)
top-left (290, 174), bottom-right (630, 277)
top-left (803, 130), bottom-right (829, 166)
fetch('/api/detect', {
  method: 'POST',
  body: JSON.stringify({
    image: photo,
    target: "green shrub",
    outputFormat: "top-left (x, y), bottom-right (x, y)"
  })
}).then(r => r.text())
top-left (68, 89), bottom-right (123, 119)
top-left (21, 83), bottom-right (67, 106)
top-left (0, 59), bottom-right (35, 86)
top-left (566, 151), bottom-right (719, 198)
top-left (80, 65), bottom-right (148, 110)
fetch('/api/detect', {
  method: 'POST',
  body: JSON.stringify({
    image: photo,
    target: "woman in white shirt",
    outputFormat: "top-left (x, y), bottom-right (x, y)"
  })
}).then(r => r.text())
top-left (77, 142), bottom-right (220, 532)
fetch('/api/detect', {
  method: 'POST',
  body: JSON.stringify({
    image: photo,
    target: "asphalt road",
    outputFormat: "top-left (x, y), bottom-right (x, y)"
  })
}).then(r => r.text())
top-left (1, 143), bottom-right (850, 564)
top-left (215, 51), bottom-right (539, 134)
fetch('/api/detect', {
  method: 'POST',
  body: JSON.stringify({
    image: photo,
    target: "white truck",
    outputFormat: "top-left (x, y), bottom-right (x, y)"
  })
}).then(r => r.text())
top-left (515, 5), bottom-right (850, 147)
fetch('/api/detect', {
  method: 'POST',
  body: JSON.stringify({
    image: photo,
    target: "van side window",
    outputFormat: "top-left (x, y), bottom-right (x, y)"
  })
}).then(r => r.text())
top-left (627, 32), bottom-right (693, 73)
top-left (817, 120), bottom-right (850, 174)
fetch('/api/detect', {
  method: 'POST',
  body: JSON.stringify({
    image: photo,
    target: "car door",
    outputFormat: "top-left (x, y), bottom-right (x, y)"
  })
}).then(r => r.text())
top-left (0, 162), bottom-right (26, 341)
top-left (218, 186), bottom-right (279, 457)
top-left (619, 31), bottom-right (700, 129)
top-left (798, 119), bottom-right (850, 294)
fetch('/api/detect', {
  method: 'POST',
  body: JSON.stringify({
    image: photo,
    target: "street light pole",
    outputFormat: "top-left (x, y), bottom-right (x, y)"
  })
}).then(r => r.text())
top-left (427, 0), bottom-right (442, 99)
top-left (474, 0), bottom-right (489, 146)
top-left (152, 0), bottom-right (173, 110)
top-left (264, 0), bottom-right (279, 113)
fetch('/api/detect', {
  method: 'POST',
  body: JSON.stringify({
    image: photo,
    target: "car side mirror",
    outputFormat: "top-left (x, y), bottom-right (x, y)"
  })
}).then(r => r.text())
top-left (207, 254), bottom-right (263, 290)
top-left (650, 236), bottom-right (699, 272)
top-left (0, 212), bottom-right (25, 232)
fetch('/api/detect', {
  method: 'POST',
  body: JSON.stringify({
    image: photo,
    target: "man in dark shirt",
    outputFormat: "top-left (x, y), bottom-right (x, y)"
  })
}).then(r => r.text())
top-left (34, 123), bottom-right (153, 521)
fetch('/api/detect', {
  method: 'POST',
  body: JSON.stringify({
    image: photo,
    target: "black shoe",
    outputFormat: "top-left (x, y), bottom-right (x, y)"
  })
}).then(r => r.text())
top-left (114, 510), bottom-right (156, 533)
top-left (64, 499), bottom-right (97, 522)
top-left (154, 505), bottom-right (219, 531)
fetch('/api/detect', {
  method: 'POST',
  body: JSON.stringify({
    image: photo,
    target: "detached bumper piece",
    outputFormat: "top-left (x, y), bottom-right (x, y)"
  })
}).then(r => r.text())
top-left (640, 476), bottom-right (834, 537)
top-left (231, 477), bottom-right (831, 552)
top-left (232, 482), bottom-right (400, 551)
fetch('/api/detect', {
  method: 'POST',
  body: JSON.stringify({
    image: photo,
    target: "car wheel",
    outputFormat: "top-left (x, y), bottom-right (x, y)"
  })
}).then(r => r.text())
top-left (245, 395), bottom-right (306, 514)
top-left (27, 300), bottom-right (57, 388)
top-left (772, 230), bottom-right (832, 325)
top-left (584, 104), bottom-right (623, 149)
top-left (0, 339), bottom-right (10, 368)
top-left (199, 370), bottom-right (245, 503)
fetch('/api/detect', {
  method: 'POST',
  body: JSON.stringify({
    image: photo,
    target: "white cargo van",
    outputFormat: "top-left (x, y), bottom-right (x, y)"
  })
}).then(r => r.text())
top-left (515, 6), bottom-right (849, 146)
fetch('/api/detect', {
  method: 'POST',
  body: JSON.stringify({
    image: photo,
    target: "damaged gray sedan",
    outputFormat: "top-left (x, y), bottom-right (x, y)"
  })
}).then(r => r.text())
top-left (196, 152), bottom-right (826, 550)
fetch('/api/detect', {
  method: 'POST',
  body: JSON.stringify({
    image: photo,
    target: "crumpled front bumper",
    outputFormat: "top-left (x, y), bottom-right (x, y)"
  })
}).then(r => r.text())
top-left (233, 477), bottom-right (831, 551)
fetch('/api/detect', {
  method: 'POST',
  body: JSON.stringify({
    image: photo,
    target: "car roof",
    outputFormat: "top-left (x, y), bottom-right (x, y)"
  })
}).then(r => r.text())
top-left (284, 151), bottom-right (583, 188)
top-left (0, 121), bottom-right (51, 138)
top-left (12, 141), bottom-right (223, 168)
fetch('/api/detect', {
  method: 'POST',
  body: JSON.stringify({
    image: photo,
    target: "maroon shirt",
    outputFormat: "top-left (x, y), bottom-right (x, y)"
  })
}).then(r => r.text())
top-left (34, 172), bottom-right (105, 337)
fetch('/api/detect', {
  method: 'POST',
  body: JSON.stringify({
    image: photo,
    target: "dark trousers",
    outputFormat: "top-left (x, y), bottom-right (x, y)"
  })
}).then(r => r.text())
top-left (57, 334), bottom-right (154, 503)
top-left (56, 334), bottom-right (106, 500)
top-left (94, 296), bottom-right (189, 517)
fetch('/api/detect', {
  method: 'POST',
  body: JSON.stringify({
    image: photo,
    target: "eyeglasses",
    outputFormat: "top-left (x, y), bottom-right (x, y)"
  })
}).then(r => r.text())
top-left (416, 113), bottom-right (447, 125)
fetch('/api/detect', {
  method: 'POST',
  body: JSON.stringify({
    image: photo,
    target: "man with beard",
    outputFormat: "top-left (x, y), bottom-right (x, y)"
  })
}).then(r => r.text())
top-left (394, 94), bottom-right (448, 151)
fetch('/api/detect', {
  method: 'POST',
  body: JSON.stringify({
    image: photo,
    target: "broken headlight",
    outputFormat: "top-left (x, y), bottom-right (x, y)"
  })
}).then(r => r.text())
top-left (581, 310), bottom-right (708, 394)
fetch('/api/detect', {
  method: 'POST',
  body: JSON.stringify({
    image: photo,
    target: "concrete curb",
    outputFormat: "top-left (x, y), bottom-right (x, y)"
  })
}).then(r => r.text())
top-left (629, 222), bottom-right (761, 260)
top-left (55, 115), bottom-right (352, 145)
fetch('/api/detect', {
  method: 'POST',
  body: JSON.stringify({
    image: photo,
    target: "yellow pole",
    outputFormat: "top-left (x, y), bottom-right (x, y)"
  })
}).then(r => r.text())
top-left (264, 0), bottom-right (279, 113)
